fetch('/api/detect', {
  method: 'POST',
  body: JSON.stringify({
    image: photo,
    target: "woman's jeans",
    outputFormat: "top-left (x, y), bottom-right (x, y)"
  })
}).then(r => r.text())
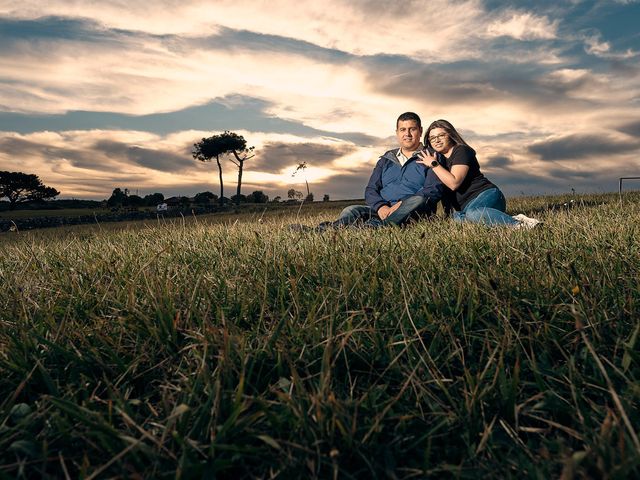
top-left (453, 187), bottom-right (518, 226)
top-left (331, 195), bottom-right (430, 229)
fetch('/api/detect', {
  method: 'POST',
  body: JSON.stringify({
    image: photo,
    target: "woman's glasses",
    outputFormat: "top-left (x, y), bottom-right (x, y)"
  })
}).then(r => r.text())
top-left (428, 133), bottom-right (448, 143)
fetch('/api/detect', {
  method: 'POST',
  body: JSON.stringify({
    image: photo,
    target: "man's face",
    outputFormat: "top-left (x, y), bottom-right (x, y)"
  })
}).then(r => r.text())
top-left (396, 120), bottom-right (422, 152)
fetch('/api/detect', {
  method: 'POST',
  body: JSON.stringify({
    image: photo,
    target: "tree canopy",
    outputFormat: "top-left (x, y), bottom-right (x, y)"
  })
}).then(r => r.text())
top-left (192, 131), bottom-right (250, 162)
top-left (0, 171), bottom-right (59, 209)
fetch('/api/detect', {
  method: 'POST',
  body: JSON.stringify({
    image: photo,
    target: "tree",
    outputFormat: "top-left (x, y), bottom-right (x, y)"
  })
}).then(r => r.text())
top-left (194, 191), bottom-right (217, 205)
top-left (225, 133), bottom-right (255, 205)
top-left (323, 194), bottom-right (330, 202)
top-left (107, 188), bottom-right (128, 208)
top-left (305, 192), bottom-right (314, 202)
top-left (247, 190), bottom-right (268, 203)
top-left (0, 171), bottom-right (59, 209)
top-left (192, 131), bottom-right (254, 206)
top-left (143, 192), bottom-right (164, 206)
top-left (127, 194), bottom-right (144, 208)
top-left (231, 194), bottom-right (247, 204)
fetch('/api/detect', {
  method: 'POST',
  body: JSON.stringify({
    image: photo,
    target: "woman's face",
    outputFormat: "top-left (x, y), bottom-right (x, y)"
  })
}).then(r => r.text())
top-left (427, 127), bottom-right (453, 154)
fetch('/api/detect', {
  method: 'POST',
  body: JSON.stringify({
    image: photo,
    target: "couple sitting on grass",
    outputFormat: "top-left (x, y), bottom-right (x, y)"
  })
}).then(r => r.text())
top-left (292, 112), bottom-right (541, 231)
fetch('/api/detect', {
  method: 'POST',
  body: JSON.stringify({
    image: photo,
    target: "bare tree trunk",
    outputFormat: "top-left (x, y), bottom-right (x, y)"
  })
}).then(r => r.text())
top-left (235, 159), bottom-right (244, 205)
top-left (216, 155), bottom-right (224, 206)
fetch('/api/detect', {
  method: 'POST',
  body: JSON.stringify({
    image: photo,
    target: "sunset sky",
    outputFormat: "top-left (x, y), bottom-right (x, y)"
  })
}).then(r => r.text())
top-left (1, 0), bottom-right (639, 201)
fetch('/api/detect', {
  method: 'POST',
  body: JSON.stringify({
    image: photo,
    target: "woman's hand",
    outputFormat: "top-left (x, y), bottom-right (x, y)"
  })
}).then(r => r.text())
top-left (416, 150), bottom-right (437, 167)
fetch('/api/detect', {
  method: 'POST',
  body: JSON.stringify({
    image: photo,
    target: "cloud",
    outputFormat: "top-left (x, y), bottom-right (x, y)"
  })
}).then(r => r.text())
top-left (0, 95), bottom-right (381, 146)
top-left (1, 0), bottom-right (486, 60)
top-left (0, 130), bottom-right (208, 198)
top-left (490, 171), bottom-right (562, 196)
top-left (313, 170), bottom-right (373, 200)
top-left (254, 142), bottom-right (357, 173)
top-left (2, 12), bottom-right (636, 143)
top-left (583, 32), bottom-right (638, 59)
top-left (618, 119), bottom-right (640, 136)
top-left (92, 140), bottom-right (193, 172)
top-left (486, 11), bottom-right (558, 40)
top-left (0, 16), bottom-right (402, 136)
top-left (527, 134), bottom-right (640, 161)
top-left (484, 155), bottom-right (512, 168)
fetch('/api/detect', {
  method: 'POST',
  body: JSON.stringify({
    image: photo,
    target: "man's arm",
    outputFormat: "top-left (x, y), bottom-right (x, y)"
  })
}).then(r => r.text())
top-left (364, 157), bottom-right (389, 212)
top-left (415, 167), bottom-right (444, 205)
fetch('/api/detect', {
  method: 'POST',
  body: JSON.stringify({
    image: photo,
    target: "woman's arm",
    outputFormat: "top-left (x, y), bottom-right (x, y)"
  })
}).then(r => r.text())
top-left (417, 149), bottom-right (470, 191)
top-left (431, 163), bottom-right (469, 191)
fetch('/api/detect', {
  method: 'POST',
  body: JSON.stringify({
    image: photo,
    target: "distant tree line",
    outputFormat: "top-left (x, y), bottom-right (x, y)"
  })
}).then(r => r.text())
top-left (106, 188), bottom-right (163, 208)
top-left (2, 165), bottom-right (332, 214)
top-left (105, 188), bottom-right (273, 208)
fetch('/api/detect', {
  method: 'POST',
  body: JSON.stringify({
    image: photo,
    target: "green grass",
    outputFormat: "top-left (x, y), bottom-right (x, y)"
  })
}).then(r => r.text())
top-left (1, 192), bottom-right (639, 478)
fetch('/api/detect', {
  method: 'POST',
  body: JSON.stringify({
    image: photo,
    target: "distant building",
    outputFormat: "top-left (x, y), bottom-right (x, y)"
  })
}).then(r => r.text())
top-left (163, 196), bottom-right (192, 210)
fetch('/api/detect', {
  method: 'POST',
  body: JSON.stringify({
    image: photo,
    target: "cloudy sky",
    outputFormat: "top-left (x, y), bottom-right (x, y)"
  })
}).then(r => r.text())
top-left (1, 0), bottom-right (639, 201)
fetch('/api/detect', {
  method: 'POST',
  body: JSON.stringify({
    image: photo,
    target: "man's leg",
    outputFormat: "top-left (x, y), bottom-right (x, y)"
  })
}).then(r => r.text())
top-left (336, 204), bottom-right (373, 225)
top-left (383, 195), bottom-right (428, 226)
top-left (318, 204), bottom-right (375, 230)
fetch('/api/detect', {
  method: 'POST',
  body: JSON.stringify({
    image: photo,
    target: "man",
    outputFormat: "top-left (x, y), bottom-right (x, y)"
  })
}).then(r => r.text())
top-left (304, 112), bottom-right (443, 231)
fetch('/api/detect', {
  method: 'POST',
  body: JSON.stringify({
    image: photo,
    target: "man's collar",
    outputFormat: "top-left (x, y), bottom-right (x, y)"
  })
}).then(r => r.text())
top-left (397, 143), bottom-right (424, 160)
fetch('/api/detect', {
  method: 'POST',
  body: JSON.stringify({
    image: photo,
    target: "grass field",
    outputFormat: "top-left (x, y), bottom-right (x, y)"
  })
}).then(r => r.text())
top-left (1, 192), bottom-right (639, 478)
top-left (0, 208), bottom-right (104, 219)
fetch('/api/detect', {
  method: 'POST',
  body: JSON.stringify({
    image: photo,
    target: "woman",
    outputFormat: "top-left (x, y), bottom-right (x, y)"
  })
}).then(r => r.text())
top-left (417, 119), bottom-right (540, 228)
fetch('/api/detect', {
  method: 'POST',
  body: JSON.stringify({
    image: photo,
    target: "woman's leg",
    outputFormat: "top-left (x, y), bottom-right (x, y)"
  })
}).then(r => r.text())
top-left (459, 188), bottom-right (518, 226)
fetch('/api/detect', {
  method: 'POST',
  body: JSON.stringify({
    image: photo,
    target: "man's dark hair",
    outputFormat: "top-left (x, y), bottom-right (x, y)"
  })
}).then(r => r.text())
top-left (396, 112), bottom-right (421, 129)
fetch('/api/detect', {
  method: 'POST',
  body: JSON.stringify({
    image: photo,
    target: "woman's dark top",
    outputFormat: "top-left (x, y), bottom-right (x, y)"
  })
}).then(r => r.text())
top-left (443, 144), bottom-right (495, 211)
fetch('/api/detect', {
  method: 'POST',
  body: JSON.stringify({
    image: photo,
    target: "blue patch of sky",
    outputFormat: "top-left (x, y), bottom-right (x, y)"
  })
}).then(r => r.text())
top-left (0, 16), bottom-right (111, 43)
top-left (574, 2), bottom-right (640, 43)
top-left (482, 0), bottom-right (639, 49)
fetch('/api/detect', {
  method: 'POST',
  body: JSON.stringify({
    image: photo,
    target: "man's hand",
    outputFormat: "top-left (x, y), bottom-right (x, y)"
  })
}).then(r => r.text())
top-left (378, 202), bottom-right (402, 220)
top-left (377, 205), bottom-right (391, 220)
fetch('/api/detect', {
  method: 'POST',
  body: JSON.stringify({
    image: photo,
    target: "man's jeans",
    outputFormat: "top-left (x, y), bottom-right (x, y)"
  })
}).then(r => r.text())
top-left (453, 187), bottom-right (518, 226)
top-left (330, 195), bottom-right (430, 229)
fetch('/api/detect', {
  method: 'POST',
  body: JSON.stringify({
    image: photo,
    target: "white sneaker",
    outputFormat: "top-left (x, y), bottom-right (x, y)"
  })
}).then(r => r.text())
top-left (513, 214), bottom-right (543, 229)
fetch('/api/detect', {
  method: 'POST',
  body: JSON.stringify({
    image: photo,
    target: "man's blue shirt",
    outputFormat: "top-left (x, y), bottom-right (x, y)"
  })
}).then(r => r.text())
top-left (364, 148), bottom-right (444, 212)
